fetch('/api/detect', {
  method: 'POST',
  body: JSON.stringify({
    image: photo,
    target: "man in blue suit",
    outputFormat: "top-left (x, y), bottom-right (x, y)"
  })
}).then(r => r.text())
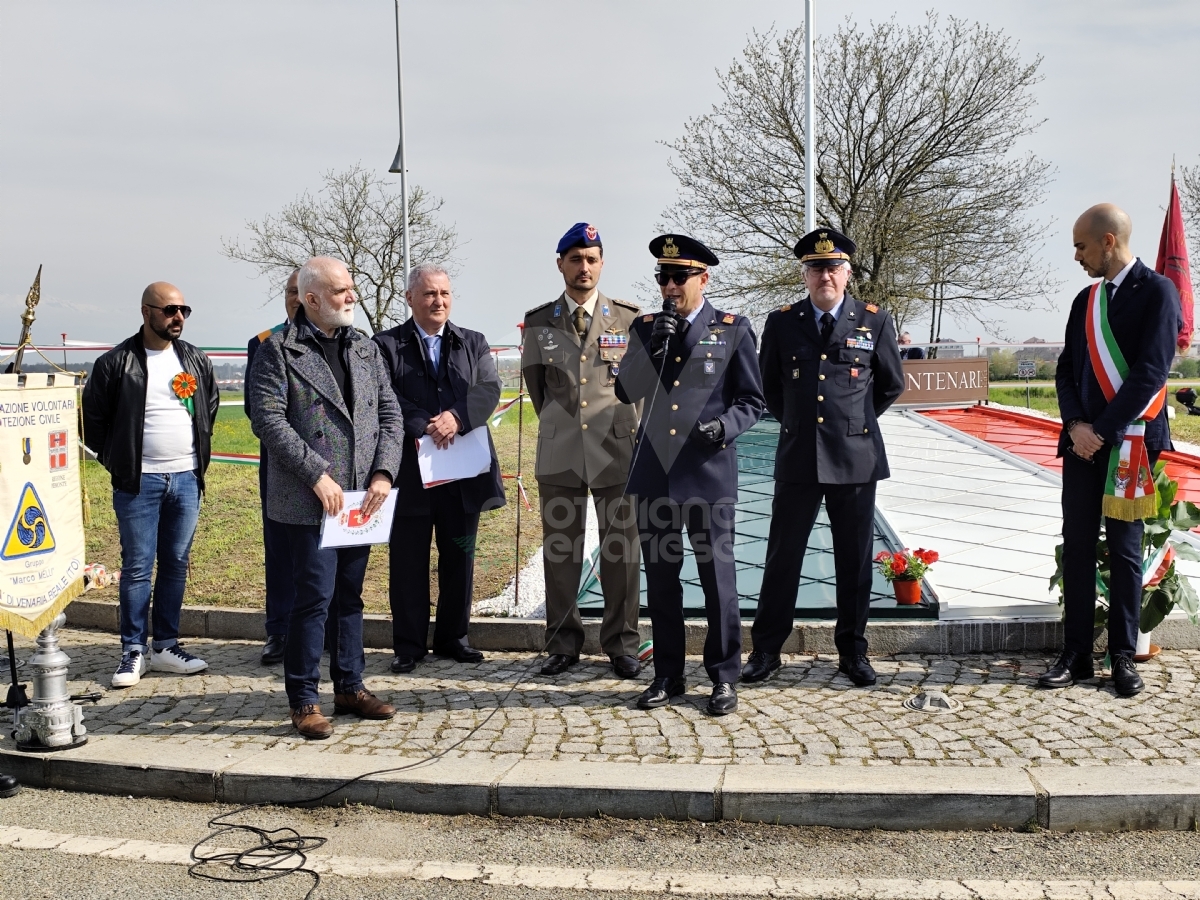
top-left (1041, 204), bottom-right (1181, 697)
top-left (373, 263), bottom-right (505, 674)
top-left (616, 234), bottom-right (765, 715)
top-left (246, 268), bottom-right (301, 665)
top-left (743, 228), bottom-right (905, 688)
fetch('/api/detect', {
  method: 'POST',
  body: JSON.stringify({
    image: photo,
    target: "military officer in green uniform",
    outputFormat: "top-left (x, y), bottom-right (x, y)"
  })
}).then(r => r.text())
top-left (522, 223), bottom-right (644, 679)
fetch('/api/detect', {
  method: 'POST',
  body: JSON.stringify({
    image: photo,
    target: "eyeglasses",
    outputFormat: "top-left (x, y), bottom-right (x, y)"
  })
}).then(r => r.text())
top-left (143, 304), bottom-right (192, 319)
top-left (655, 270), bottom-right (701, 287)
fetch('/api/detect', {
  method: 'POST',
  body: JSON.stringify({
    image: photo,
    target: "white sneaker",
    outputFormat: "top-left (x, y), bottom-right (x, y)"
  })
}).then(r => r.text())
top-left (149, 644), bottom-right (209, 675)
top-left (112, 650), bottom-right (147, 688)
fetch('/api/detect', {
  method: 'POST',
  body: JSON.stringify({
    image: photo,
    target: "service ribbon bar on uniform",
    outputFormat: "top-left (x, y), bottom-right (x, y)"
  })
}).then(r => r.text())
top-left (1084, 280), bottom-right (1167, 521)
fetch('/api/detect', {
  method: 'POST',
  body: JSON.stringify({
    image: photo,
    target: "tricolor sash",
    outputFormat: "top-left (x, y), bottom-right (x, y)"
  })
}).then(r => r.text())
top-left (1085, 281), bottom-right (1167, 521)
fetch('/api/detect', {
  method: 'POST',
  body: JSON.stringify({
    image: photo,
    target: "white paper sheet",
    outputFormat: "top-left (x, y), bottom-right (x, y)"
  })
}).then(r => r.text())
top-left (416, 427), bottom-right (491, 487)
top-left (318, 489), bottom-right (398, 548)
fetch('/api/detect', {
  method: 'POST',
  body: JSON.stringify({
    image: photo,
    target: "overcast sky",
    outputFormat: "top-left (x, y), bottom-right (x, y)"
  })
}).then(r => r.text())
top-left (1, 0), bottom-right (1197, 354)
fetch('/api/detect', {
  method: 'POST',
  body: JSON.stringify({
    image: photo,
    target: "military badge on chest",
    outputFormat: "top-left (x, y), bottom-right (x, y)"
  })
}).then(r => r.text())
top-left (600, 329), bottom-right (627, 384)
top-left (846, 327), bottom-right (874, 352)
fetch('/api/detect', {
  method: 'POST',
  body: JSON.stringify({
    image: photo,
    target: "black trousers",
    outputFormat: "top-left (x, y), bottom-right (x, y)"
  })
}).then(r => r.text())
top-left (752, 480), bottom-right (877, 659)
top-left (258, 451), bottom-right (295, 637)
top-left (389, 482), bottom-right (479, 660)
top-left (1060, 450), bottom-right (1155, 659)
top-left (638, 497), bottom-right (741, 684)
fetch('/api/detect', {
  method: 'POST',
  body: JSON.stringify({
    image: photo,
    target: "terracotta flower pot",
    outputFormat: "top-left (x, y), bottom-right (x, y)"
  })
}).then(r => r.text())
top-left (893, 578), bottom-right (921, 605)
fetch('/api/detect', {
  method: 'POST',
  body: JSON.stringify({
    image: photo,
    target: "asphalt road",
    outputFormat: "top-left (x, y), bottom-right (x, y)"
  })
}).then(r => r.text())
top-left (1, 787), bottom-right (1199, 899)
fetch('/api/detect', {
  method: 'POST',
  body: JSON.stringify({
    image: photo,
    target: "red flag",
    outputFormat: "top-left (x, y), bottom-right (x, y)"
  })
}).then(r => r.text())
top-left (1157, 173), bottom-right (1195, 351)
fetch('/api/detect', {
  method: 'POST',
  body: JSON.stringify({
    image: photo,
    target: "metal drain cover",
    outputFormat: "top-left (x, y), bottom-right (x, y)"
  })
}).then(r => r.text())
top-left (903, 690), bottom-right (961, 713)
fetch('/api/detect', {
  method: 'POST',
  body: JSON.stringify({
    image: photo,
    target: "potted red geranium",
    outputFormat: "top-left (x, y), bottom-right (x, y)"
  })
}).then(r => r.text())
top-left (874, 548), bottom-right (938, 605)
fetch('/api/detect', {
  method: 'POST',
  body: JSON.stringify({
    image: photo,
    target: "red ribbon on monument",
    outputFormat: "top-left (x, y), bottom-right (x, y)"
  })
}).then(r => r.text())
top-left (1156, 171), bottom-right (1195, 352)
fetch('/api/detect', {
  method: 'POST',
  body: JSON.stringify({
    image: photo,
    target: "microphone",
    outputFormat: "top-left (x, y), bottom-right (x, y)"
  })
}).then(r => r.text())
top-left (653, 295), bottom-right (677, 358)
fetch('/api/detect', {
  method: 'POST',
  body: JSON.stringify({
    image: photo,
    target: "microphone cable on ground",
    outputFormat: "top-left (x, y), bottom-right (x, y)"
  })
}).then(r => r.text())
top-left (189, 327), bottom-right (675, 900)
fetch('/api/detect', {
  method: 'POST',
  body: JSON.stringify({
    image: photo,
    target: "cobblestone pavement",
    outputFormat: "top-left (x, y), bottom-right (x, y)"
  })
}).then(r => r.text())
top-left (29, 629), bottom-right (1200, 767)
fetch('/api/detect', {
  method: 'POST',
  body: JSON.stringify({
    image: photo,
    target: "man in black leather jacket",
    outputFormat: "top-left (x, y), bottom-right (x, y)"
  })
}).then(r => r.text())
top-left (82, 283), bottom-right (219, 689)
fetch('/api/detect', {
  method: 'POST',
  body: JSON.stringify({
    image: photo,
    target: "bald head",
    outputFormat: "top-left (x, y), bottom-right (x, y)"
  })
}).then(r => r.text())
top-left (1072, 204), bottom-right (1135, 282)
top-left (140, 281), bottom-right (188, 347)
top-left (1076, 204), bottom-right (1132, 247)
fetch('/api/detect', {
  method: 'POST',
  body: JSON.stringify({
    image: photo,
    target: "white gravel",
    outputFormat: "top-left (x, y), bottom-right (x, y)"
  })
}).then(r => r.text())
top-left (474, 501), bottom-right (599, 619)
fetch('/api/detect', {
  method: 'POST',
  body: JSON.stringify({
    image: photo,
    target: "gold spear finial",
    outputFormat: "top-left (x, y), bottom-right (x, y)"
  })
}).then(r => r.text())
top-left (13, 265), bottom-right (43, 375)
top-left (24, 265), bottom-right (42, 313)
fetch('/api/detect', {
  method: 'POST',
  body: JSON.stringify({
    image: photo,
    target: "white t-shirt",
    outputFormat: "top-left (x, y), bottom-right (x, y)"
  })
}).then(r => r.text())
top-left (142, 344), bottom-right (198, 473)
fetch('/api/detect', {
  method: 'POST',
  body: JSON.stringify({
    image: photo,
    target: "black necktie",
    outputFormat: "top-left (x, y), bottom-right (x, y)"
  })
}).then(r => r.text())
top-left (820, 312), bottom-right (834, 344)
top-left (1106, 282), bottom-right (1117, 301)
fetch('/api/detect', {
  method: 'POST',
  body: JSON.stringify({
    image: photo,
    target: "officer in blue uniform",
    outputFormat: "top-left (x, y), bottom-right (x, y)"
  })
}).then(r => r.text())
top-left (245, 269), bottom-right (302, 665)
top-left (742, 229), bottom-right (904, 687)
top-left (616, 234), bottom-right (765, 715)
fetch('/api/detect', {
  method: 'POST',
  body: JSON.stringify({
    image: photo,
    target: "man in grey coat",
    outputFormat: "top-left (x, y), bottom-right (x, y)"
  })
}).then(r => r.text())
top-left (249, 256), bottom-right (403, 739)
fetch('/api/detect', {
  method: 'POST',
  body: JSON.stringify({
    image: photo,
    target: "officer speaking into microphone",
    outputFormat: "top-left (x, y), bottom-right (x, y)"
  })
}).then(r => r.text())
top-left (616, 234), bottom-right (764, 716)
top-left (741, 228), bottom-right (904, 687)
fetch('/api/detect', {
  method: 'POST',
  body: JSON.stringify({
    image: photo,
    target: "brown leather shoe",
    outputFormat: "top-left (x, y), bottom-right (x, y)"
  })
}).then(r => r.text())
top-left (334, 688), bottom-right (396, 720)
top-left (290, 704), bottom-right (333, 740)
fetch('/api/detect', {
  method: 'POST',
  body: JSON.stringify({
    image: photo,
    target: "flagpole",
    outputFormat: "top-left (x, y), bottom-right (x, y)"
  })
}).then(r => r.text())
top-left (803, 0), bottom-right (815, 234)
top-left (388, 0), bottom-right (412, 321)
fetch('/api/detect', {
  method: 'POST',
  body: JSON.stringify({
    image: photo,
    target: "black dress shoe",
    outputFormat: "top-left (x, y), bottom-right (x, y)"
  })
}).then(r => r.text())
top-left (741, 650), bottom-right (782, 683)
top-left (260, 634), bottom-right (286, 666)
top-left (707, 682), bottom-right (738, 716)
top-left (0, 773), bottom-right (21, 799)
top-left (838, 655), bottom-right (877, 686)
top-left (390, 655), bottom-right (417, 674)
top-left (1110, 655), bottom-right (1145, 697)
top-left (611, 655), bottom-right (641, 679)
top-left (434, 644), bottom-right (484, 664)
top-left (1037, 650), bottom-right (1094, 688)
top-left (637, 676), bottom-right (686, 709)
top-left (540, 653), bottom-right (578, 676)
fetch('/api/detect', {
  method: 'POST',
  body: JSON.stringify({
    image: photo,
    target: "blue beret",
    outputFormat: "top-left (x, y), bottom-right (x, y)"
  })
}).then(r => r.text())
top-left (557, 222), bottom-right (602, 254)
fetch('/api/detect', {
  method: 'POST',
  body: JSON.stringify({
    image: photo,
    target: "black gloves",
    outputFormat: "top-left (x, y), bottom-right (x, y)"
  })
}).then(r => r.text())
top-left (694, 417), bottom-right (725, 444)
top-left (650, 312), bottom-right (678, 354)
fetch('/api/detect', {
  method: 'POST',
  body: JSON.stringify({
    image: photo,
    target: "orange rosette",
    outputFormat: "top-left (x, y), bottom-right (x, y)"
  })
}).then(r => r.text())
top-left (171, 372), bottom-right (197, 415)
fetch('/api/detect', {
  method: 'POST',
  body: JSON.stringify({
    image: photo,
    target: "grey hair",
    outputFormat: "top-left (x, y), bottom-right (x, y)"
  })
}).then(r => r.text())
top-left (297, 256), bottom-right (345, 298)
top-left (407, 262), bottom-right (451, 291)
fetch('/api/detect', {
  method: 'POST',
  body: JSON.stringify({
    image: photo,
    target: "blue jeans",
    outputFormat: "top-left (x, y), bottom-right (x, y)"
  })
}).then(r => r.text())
top-left (283, 524), bottom-right (370, 709)
top-left (113, 470), bottom-right (201, 654)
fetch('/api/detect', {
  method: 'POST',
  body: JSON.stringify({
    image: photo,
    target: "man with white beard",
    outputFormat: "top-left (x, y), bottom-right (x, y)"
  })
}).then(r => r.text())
top-left (249, 256), bottom-right (404, 739)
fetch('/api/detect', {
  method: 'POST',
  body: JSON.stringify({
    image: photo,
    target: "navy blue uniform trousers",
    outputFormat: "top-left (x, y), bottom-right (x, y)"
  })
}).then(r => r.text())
top-left (258, 448), bottom-right (296, 637)
top-left (752, 481), bottom-right (877, 659)
top-left (639, 498), bottom-right (741, 685)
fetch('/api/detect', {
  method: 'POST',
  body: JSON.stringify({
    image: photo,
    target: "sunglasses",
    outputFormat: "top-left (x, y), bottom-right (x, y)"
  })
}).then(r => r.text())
top-left (655, 270), bottom-right (701, 287)
top-left (144, 303), bottom-right (192, 319)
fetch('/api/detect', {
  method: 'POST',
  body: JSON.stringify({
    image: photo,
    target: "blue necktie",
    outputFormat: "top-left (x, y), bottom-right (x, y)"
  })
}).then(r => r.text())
top-left (424, 334), bottom-right (440, 372)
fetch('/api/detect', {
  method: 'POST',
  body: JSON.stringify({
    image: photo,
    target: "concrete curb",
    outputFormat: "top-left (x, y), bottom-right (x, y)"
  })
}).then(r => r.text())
top-left (64, 597), bottom-right (1200, 654)
top-left (4, 736), bottom-right (1198, 831)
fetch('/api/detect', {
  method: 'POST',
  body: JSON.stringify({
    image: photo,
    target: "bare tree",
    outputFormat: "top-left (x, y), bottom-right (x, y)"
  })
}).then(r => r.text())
top-left (663, 14), bottom-right (1058, 336)
top-left (1182, 161), bottom-right (1200, 254)
top-left (223, 164), bottom-right (459, 332)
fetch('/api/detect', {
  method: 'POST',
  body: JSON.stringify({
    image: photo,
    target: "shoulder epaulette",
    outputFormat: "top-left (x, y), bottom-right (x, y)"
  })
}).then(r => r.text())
top-left (642, 314), bottom-right (655, 323)
top-left (525, 300), bottom-right (554, 317)
top-left (722, 313), bottom-right (736, 325)
top-left (864, 303), bottom-right (880, 314)
top-left (779, 304), bottom-right (792, 313)
top-left (612, 298), bottom-right (640, 312)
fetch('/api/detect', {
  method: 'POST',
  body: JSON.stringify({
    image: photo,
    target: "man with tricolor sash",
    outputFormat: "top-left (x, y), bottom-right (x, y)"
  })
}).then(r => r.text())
top-left (1042, 204), bottom-right (1181, 697)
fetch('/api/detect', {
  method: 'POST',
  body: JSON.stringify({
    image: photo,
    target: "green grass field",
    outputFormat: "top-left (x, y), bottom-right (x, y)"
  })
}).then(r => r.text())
top-left (988, 387), bottom-right (1200, 446)
top-left (84, 401), bottom-right (542, 614)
